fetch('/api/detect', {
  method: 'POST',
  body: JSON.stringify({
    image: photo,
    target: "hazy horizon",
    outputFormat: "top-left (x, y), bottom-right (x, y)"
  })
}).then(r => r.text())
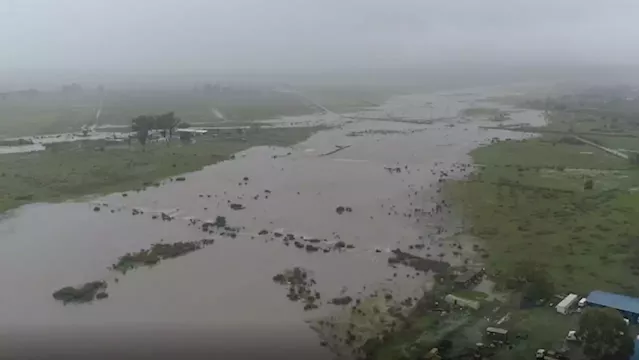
top-left (1, 0), bottom-right (638, 89)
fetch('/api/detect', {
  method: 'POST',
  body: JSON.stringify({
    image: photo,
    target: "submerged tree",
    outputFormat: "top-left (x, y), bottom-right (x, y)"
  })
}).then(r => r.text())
top-left (155, 112), bottom-right (180, 144)
top-left (131, 115), bottom-right (155, 150)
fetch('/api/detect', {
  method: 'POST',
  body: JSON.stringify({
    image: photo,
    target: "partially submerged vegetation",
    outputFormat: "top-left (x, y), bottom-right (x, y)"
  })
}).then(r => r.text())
top-left (462, 107), bottom-right (512, 122)
top-left (346, 128), bottom-right (429, 137)
top-left (52, 281), bottom-right (107, 304)
top-left (111, 239), bottom-right (215, 273)
top-left (0, 138), bottom-right (34, 146)
top-left (272, 267), bottom-right (321, 311)
top-left (0, 126), bottom-right (322, 213)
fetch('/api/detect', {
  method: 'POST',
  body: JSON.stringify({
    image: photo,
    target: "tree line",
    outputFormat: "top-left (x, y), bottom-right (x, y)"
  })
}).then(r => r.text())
top-left (131, 112), bottom-right (190, 148)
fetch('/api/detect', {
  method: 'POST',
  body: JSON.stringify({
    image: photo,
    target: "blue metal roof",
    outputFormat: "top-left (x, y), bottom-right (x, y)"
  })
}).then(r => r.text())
top-left (586, 291), bottom-right (639, 314)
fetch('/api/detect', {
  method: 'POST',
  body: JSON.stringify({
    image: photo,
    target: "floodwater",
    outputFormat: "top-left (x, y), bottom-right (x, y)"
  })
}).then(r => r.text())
top-left (0, 131), bottom-right (131, 154)
top-left (0, 88), bottom-right (544, 359)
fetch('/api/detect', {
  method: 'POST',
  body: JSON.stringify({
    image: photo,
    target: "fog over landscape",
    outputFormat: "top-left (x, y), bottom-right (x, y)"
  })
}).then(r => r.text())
top-left (1, 0), bottom-right (638, 88)
top-left (0, 1), bottom-right (638, 360)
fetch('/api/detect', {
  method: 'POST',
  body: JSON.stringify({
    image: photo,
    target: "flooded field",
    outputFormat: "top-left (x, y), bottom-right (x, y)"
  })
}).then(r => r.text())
top-left (0, 88), bottom-right (544, 358)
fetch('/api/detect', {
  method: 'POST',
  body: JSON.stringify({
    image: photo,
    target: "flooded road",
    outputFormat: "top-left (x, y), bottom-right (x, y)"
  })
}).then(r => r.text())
top-left (0, 88), bottom-right (544, 358)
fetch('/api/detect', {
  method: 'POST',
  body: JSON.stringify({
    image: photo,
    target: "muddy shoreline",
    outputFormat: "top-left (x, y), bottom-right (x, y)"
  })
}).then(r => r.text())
top-left (0, 87), bottom-right (544, 358)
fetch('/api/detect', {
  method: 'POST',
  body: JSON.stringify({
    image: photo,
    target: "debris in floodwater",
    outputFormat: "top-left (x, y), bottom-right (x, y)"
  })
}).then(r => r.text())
top-left (272, 267), bottom-right (319, 311)
top-left (111, 239), bottom-right (215, 273)
top-left (387, 249), bottom-right (450, 273)
top-left (229, 203), bottom-right (245, 210)
top-left (319, 145), bottom-right (352, 157)
top-left (52, 281), bottom-right (107, 304)
top-left (175, 177), bottom-right (186, 181)
top-left (212, 216), bottom-right (227, 230)
top-left (258, 229), bottom-right (269, 235)
top-left (329, 296), bottom-right (353, 306)
top-left (93, 206), bottom-right (100, 212)
top-left (243, 176), bottom-right (249, 182)
top-left (336, 206), bottom-right (353, 214)
top-left (202, 216), bottom-right (226, 231)
top-left (161, 212), bottom-right (173, 221)
top-left (305, 244), bottom-right (319, 253)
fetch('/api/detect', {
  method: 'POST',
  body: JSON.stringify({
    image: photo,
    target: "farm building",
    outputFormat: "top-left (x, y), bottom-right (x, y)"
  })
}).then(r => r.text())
top-left (585, 291), bottom-right (639, 324)
top-left (454, 268), bottom-right (485, 288)
top-left (444, 294), bottom-right (480, 310)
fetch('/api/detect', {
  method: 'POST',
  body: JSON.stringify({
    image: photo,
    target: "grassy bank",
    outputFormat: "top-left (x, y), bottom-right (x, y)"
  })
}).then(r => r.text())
top-left (446, 135), bottom-right (638, 296)
top-left (0, 126), bottom-right (322, 213)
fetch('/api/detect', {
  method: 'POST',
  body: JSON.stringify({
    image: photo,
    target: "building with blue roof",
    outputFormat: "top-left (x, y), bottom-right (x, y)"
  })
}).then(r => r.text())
top-left (586, 290), bottom-right (639, 324)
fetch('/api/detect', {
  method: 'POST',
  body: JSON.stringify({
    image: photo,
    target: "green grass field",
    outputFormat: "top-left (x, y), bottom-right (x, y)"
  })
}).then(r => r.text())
top-left (0, 86), bottom-right (398, 138)
top-left (0, 95), bottom-right (98, 137)
top-left (446, 137), bottom-right (638, 296)
top-left (371, 311), bottom-right (473, 360)
top-left (0, 91), bottom-right (316, 137)
top-left (0, 126), bottom-right (321, 213)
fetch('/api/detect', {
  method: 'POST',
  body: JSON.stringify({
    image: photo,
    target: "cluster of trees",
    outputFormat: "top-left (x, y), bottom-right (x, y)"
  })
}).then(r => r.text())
top-left (509, 261), bottom-right (555, 304)
top-left (131, 112), bottom-right (189, 148)
top-left (577, 307), bottom-right (634, 360)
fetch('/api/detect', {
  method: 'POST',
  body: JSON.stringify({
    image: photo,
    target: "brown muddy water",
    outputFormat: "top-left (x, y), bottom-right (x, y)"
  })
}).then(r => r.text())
top-left (0, 89), bottom-right (544, 359)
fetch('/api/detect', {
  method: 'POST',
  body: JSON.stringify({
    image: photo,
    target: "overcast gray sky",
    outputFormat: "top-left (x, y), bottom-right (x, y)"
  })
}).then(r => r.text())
top-left (1, 0), bottom-right (638, 73)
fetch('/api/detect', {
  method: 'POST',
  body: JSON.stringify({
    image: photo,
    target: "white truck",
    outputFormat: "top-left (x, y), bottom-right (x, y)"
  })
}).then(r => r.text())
top-left (556, 293), bottom-right (579, 315)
